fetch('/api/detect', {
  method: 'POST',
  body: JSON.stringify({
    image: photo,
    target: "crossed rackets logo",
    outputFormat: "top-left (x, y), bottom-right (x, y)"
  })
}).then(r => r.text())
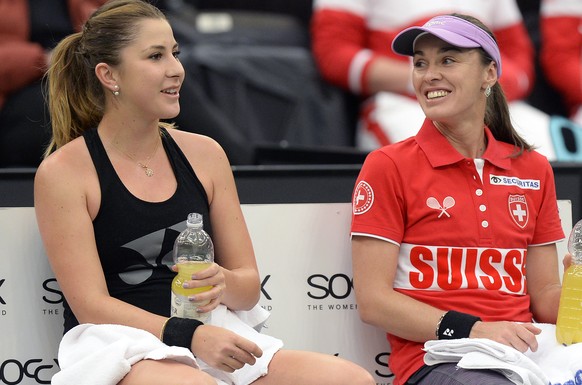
top-left (426, 196), bottom-right (455, 218)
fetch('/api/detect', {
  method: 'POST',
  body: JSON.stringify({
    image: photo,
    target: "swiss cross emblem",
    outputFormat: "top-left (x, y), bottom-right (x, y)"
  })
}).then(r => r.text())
top-left (353, 181), bottom-right (374, 215)
top-left (508, 194), bottom-right (528, 229)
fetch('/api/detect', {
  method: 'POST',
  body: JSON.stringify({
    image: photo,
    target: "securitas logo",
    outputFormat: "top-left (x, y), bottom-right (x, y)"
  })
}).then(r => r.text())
top-left (489, 174), bottom-right (540, 190)
top-left (306, 273), bottom-right (358, 311)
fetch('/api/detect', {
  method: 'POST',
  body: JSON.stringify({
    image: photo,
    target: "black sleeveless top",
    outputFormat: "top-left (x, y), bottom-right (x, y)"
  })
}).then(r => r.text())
top-left (63, 127), bottom-right (211, 332)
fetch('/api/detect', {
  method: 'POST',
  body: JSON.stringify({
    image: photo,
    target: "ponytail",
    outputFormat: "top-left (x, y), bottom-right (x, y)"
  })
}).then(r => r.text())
top-left (484, 81), bottom-right (533, 157)
top-left (44, 32), bottom-right (104, 158)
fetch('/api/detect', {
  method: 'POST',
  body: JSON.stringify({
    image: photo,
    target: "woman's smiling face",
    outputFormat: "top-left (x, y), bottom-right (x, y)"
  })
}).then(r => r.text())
top-left (411, 33), bottom-right (493, 124)
top-left (112, 18), bottom-right (185, 121)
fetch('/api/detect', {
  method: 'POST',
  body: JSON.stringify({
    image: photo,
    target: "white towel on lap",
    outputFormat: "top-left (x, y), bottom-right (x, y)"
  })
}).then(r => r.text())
top-left (423, 324), bottom-right (582, 385)
top-left (52, 304), bottom-right (283, 385)
top-left (52, 323), bottom-right (198, 385)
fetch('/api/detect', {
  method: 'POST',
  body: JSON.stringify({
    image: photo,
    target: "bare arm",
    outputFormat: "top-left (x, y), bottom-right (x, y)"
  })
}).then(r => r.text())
top-left (171, 131), bottom-right (261, 311)
top-left (170, 132), bottom-right (265, 369)
top-left (311, 7), bottom-right (413, 96)
top-left (471, 244), bottom-right (566, 352)
top-left (365, 57), bottom-right (414, 96)
top-left (469, 243), bottom-right (564, 353)
top-left (526, 243), bottom-right (563, 323)
top-left (351, 236), bottom-right (445, 343)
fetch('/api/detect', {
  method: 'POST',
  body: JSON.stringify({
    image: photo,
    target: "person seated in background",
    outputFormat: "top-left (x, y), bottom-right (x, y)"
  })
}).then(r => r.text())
top-left (311, 0), bottom-right (560, 160)
top-left (34, 1), bottom-right (376, 384)
top-left (350, 13), bottom-right (572, 385)
top-left (0, 0), bottom-right (106, 167)
top-left (539, 0), bottom-right (582, 127)
top-left (0, 0), bottom-right (253, 168)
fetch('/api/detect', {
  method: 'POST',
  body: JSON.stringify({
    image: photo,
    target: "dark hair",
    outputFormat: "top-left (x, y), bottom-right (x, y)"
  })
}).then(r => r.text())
top-left (452, 13), bottom-right (533, 156)
top-left (44, 0), bottom-right (172, 157)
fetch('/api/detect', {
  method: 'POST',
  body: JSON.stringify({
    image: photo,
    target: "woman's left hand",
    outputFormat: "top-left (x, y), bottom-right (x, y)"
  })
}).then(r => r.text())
top-left (173, 263), bottom-right (226, 313)
top-left (563, 253), bottom-right (574, 271)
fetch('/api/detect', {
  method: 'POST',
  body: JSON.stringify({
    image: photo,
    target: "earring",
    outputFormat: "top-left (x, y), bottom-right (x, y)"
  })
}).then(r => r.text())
top-left (112, 85), bottom-right (120, 96)
top-left (484, 85), bottom-right (492, 98)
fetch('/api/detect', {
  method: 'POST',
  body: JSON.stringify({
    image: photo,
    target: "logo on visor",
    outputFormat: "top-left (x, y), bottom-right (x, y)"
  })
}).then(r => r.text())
top-left (353, 181), bottom-right (374, 215)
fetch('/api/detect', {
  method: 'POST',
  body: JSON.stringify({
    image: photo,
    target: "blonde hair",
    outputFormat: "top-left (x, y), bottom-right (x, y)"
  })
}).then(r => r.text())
top-left (44, 0), bottom-right (173, 157)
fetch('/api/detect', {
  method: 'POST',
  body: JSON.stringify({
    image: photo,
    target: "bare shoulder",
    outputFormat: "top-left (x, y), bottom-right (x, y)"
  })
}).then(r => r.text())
top-left (34, 136), bottom-right (97, 207)
top-left (165, 128), bottom-right (236, 204)
top-left (165, 128), bottom-right (231, 170)
top-left (166, 128), bottom-right (225, 155)
top-left (36, 137), bottom-right (92, 180)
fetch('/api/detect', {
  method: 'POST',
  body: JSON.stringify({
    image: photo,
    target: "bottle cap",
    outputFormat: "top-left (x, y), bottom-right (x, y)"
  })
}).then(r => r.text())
top-left (187, 213), bottom-right (203, 228)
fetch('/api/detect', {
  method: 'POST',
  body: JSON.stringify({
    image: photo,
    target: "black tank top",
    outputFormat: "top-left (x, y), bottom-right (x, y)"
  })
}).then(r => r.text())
top-left (62, 127), bottom-right (211, 332)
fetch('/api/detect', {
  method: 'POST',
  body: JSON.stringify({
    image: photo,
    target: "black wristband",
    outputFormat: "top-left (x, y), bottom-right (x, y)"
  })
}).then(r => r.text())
top-left (437, 310), bottom-right (481, 340)
top-left (161, 317), bottom-right (204, 350)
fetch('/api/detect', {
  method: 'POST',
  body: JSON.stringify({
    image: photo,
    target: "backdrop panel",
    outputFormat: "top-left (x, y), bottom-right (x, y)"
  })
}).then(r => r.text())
top-left (0, 201), bottom-right (572, 385)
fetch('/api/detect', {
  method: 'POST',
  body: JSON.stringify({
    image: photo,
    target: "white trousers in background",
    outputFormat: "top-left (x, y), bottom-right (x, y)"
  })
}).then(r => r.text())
top-left (357, 92), bottom-right (559, 160)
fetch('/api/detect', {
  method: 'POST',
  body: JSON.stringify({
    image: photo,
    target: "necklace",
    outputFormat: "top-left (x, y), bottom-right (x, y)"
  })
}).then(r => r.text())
top-left (111, 134), bottom-right (161, 177)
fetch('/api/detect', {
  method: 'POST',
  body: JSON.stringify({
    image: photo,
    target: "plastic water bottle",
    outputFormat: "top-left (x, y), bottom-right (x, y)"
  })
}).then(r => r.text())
top-left (556, 219), bottom-right (582, 345)
top-left (171, 213), bottom-right (214, 323)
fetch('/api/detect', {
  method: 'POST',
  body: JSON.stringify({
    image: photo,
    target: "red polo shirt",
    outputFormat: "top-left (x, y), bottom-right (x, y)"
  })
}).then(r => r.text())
top-left (351, 119), bottom-right (565, 384)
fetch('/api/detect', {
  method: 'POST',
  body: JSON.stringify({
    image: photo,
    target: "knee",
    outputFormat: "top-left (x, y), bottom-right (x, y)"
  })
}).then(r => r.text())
top-left (334, 362), bottom-right (376, 385)
top-left (119, 359), bottom-right (218, 385)
top-left (353, 368), bottom-right (376, 385)
top-left (180, 370), bottom-right (216, 385)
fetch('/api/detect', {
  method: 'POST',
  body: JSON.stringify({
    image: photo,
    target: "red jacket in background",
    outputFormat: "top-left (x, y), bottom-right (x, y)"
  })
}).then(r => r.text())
top-left (540, 0), bottom-right (582, 116)
top-left (0, 0), bottom-right (106, 108)
top-left (311, 0), bottom-right (535, 101)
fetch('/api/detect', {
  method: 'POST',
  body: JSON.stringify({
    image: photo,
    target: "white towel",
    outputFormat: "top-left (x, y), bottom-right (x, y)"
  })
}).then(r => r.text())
top-left (52, 304), bottom-right (283, 385)
top-left (423, 324), bottom-right (582, 385)
top-left (525, 324), bottom-right (582, 385)
top-left (52, 323), bottom-right (198, 385)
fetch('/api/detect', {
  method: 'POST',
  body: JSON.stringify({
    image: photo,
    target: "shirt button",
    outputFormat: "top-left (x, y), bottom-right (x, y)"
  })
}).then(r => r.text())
top-left (479, 205), bottom-right (486, 212)
top-left (482, 220), bottom-right (489, 228)
top-left (476, 189), bottom-right (483, 196)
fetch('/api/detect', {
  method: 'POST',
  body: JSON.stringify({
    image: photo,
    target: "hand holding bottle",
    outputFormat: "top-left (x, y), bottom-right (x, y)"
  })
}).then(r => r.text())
top-left (174, 262), bottom-right (226, 314)
top-left (171, 213), bottom-right (215, 322)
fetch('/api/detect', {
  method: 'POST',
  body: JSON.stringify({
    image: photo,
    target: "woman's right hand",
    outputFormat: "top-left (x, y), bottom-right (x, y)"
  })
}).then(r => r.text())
top-left (192, 325), bottom-right (263, 372)
top-left (563, 253), bottom-right (573, 271)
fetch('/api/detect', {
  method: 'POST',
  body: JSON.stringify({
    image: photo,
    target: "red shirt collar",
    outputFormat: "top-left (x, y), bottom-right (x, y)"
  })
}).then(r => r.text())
top-left (415, 119), bottom-right (513, 170)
